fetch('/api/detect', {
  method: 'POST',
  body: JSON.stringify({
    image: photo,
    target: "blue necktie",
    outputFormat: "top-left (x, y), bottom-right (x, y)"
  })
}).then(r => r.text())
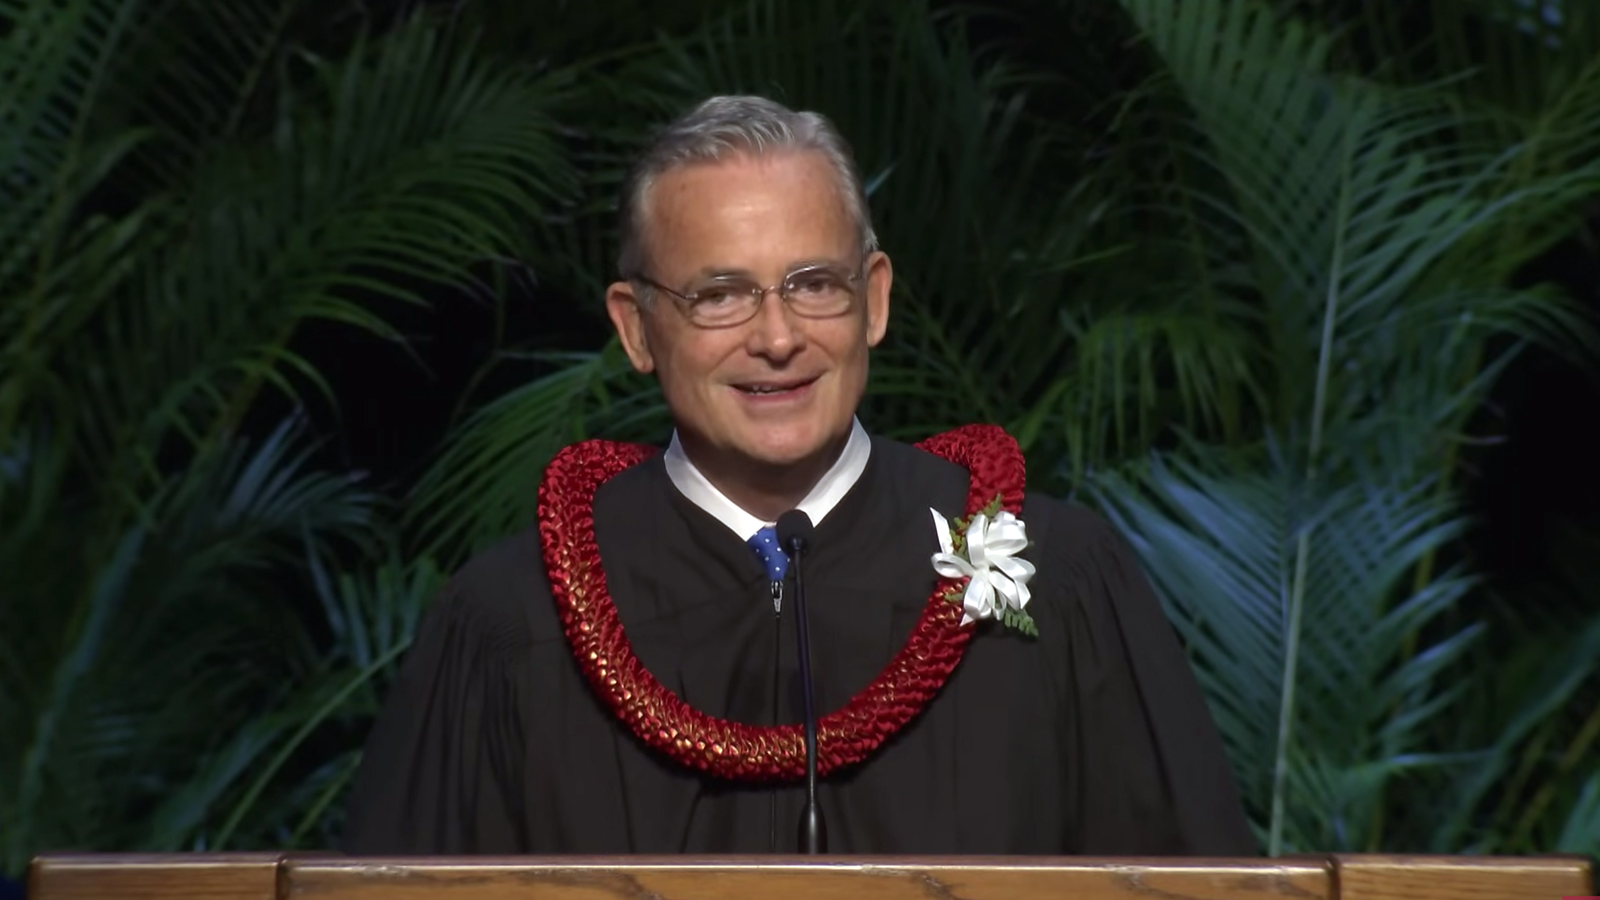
top-left (748, 525), bottom-right (790, 581)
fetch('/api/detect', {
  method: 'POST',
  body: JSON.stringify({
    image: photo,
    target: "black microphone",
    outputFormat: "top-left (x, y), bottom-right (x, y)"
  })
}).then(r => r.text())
top-left (776, 509), bottom-right (825, 854)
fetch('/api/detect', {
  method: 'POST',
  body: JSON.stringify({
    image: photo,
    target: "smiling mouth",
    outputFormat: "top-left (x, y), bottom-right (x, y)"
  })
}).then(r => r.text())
top-left (732, 376), bottom-right (819, 395)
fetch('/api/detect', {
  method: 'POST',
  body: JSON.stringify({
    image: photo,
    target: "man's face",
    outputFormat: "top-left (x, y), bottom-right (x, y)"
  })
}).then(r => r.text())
top-left (606, 150), bottom-right (891, 472)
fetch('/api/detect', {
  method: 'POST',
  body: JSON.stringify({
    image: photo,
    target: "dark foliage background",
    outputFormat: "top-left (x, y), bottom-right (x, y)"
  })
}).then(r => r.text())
top-left (3, 0), bottom-right (1598, 871)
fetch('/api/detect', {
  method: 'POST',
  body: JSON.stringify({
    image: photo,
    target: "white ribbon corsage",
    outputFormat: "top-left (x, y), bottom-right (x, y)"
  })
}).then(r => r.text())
top-left (930, 497), bottom-right (1038, 636)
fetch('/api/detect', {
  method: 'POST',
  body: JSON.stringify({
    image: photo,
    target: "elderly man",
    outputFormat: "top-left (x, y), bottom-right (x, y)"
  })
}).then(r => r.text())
top-left (343, 95), bottom-right (1253, 856)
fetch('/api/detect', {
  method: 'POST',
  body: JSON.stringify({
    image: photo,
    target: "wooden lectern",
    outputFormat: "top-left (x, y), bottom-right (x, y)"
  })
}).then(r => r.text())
top-left (26, 852), bottom-right (1596, 899)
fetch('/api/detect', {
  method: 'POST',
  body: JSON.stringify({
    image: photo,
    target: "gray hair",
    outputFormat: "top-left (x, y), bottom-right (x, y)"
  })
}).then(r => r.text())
top-left (616, 95), bottom-right (879, 281)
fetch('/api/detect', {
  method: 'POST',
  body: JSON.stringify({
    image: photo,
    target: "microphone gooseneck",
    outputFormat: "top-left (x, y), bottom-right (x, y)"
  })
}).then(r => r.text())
top-left (776, 509), bottom-right (825, 854)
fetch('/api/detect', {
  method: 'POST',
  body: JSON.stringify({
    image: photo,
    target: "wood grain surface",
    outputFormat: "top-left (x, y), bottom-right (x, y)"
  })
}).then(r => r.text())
top-left (1332, 854), bottom-right (1594, 900)
top-left (28, 852), bottom-right (283, 900)
top-left (283, 856), bottom-right (1331, 900)
top-left (24, 852), bottom-right (1594, 899)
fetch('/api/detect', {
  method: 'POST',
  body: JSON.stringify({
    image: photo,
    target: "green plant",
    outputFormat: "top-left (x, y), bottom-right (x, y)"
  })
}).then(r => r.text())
top-left (1, 0), bottom-right (579, 869)
top-left (1088, 0), bottom-right (1599, 854)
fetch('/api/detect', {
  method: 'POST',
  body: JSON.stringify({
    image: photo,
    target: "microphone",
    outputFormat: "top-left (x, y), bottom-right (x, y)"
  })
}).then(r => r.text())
top-left (776, 509), bottom-right (825, 854)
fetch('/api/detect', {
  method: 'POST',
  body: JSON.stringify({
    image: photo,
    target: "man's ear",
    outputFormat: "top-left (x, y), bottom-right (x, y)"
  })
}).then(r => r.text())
top-left (864, 250), bottom-right (892, 347)
top-left (605, 281), bottom-right (656, 373)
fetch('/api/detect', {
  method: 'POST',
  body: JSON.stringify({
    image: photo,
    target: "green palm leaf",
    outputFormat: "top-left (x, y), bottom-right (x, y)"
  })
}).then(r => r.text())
top-left (1121, 0), bottom-right (1588, 421)
top-left (0, 0), bottom-right (157, 445)
top-left (1092, 446), bottom-right (1479, 854)
top-left (9, 7), bottom-right (582, 511)
top-left (1372, 1), bottom-right (1600, 308)
top-left (0, 418), bottom-right (375, 871)
top-left (410, 341), bottom-right (669, 562)
top-left (148, 549), bottom-right (442, 852)
top-left (0, 0), bottom-right (143, 276)
top-left (1556, 774), bottom-right (1600, 857)
top-left (1419, 523), bottom-right (1600, 853)
top-left (94, 0), bottom-right (307, 191)
top-left (1105, 0), bottom-right (1593, 856)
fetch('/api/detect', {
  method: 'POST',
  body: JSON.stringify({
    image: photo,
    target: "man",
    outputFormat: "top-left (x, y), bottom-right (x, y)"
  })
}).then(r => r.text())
top-left (343, 95), bottom-right (1253, 855)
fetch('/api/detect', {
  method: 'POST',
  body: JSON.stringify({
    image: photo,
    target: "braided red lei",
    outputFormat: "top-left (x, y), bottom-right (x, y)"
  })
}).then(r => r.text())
top-left (537, 423), bottom-right (1025, 781)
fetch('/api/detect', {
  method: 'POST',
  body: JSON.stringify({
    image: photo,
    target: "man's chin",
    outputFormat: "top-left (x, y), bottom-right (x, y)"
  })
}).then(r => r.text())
top-left (679, 416), bottom-right (851, 473)
top-left (732, 444), bottom-right (822, 470)
top-left (723, 432), bottom-right (838, 471)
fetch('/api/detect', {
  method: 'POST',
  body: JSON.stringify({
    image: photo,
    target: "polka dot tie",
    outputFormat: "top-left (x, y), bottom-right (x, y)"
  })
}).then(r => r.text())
top-left (747, 525), bottom-right (790, 581)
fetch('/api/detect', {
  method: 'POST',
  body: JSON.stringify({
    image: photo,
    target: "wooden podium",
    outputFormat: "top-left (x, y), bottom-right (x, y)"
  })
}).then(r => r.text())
top-left (26, 852), bottom-right (1596, 899)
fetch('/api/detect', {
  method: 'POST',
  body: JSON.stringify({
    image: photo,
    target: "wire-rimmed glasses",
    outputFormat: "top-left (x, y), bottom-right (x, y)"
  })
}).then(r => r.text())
top-left (633, 263), bottom-right (863, 329)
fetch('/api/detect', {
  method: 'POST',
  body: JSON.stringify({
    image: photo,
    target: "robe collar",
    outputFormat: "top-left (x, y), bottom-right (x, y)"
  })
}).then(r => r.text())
top-left (662, 418), bottom-right (872, 541)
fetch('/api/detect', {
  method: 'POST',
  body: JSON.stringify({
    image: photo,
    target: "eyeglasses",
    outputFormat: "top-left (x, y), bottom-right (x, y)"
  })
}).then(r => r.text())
top-left (633, 263), bottom-right (863, 329)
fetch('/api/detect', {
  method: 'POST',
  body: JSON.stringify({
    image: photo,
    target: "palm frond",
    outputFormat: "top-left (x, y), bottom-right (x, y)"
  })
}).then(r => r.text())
top-left (1556, 774), bottom-right (1600, 857)
top-left (0, 0), bottom-right (159, 445)
top-left (139, 547), bottom-right (441, 852)
top-left (1090, 441), bottom-right (1480, 854)
top-left (307, 543), bottom-right (443, 674)
top-left (25, 9), bottom-right (582, 506)
top-left (1107, 18), bottom-right (1592, 852)
top-left (0, 0), bottom-right (144, 270)
top-left (0, 417), bottom-right (376, 870)
top-left (95, 0), bottom-right (310, 191)
top-left (409, 340), bottom-right (668, 562)
top-left (1419, 524), bottom-right (1600, 852)
top-left (1119, 0), bottom-right (1585, 428)
top-left (1406, 0), bottom-right (1600, 288)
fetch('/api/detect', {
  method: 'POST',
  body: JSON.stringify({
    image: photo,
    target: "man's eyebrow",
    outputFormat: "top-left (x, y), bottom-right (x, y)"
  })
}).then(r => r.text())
top-left (692, 258), bottom-right (851, 281)
top-left (787, 257), bottom-right (851, 271)
top-left (694, 266), bottom-right (755, 280)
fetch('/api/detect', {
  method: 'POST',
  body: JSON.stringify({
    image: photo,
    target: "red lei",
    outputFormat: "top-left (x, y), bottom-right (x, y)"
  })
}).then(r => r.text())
top-left (537, 424), bottom-right (1025, 781)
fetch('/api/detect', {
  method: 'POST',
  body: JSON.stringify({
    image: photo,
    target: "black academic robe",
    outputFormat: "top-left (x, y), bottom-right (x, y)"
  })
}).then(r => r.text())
top-left (343, 435), bottom-right (1255, 855)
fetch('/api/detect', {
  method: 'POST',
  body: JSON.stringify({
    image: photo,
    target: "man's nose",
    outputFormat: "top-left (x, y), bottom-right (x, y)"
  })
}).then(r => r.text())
top-left (745, 289), bottom-right (803, 359)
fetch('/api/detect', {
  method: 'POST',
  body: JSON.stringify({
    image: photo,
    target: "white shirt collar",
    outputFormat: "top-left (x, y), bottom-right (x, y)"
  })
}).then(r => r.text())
top-left (663, 419), bottom-right (871, 541)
